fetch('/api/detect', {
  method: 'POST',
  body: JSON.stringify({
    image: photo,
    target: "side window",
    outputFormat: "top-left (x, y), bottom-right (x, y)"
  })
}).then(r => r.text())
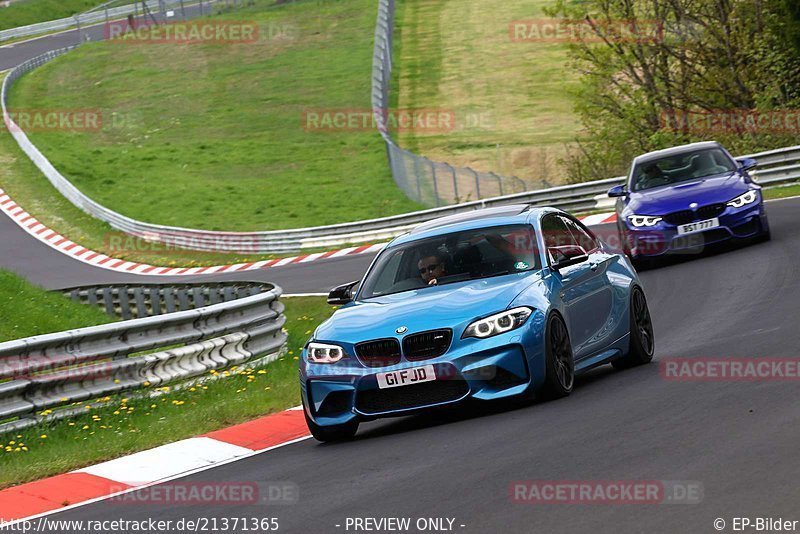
top-left (541, 215), bottom-right (579, 264)
top-left (562, 216), bottom-right (599, 253)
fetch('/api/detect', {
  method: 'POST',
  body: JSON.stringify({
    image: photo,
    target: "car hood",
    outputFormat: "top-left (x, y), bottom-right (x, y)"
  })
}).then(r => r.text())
top-left (314, 272), bottom-right (542, 344)
top-left (626, 172), bottom-right (747, 215)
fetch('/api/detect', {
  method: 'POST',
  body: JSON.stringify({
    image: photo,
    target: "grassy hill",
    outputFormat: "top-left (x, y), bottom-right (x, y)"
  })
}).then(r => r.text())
top-left (0, 269), bottom-right (113, 342)
top-left (8, 0), bottom-right (422, 231)
top-left (394, 0), bottom-right (582, 185)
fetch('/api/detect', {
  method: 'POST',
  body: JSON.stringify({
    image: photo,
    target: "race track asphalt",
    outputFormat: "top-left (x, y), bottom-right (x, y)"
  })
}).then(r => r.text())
top-left (40, 197), bottom-right (800, 533)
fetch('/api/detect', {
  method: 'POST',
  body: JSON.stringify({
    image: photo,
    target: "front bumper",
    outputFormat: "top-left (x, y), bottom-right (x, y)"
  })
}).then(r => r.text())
top-left (300, 316), bottom-right (547, 427)
top-left (623, 201), bottom-right (768, 258)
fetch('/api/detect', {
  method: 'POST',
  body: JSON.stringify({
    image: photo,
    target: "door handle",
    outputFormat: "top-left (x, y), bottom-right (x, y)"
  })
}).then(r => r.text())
top-left (590, 262), bottom-right (599, 271)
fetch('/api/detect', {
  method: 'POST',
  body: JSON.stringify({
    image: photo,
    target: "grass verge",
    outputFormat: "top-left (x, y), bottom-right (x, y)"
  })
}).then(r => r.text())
top-left (8, 0), bottom-right (421, 231)
top-left (0, 0), bottom-right (101, 32)
top-left (0, 268), bottom-right (114, 342)
top-left (0, 295), bottom-right (334, 489)
top-left (764, 183), bottom-right (800, 200)
top-left (394, 0), bottom-right (582, 185)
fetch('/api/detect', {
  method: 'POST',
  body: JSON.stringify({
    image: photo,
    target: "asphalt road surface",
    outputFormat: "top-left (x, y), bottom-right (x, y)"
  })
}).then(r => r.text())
top-left (37, 196), bottom-right (800, 533)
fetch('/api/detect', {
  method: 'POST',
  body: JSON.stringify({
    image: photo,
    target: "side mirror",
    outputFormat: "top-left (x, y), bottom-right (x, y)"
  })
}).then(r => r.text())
top-left (736, 157), bottom-right (757, 172)
top-left (607, 184), bottom-right (628, 197)
top-left (327, 280), bottom-right (359, 305)
top-left (549, 246), bottom-right (589, 270)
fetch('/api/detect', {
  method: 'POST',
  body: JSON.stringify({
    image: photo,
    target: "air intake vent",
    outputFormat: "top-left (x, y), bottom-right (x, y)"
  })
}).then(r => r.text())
top-left (403, 329), bottom-right (452, 361)
top-left (355, 338), bottom-right (401, 367)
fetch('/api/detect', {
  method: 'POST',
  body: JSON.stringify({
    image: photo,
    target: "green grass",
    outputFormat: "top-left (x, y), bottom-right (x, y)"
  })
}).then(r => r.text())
top-left (394, 0), bottom-right (582, 184)
top-left (0, 0), bottom-right (101, 32)
top-left (764, 183), bottom-right (800, 200)
top-left (8, 0), bottom-right (422, 232)
top-left (0, 269), bottom-right (114, 342)
top-left (0, 296), bottom-right (335, 488)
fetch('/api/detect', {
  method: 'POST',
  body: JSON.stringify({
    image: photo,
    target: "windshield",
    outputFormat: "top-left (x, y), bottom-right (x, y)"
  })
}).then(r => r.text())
top-left (358, 224), bottom-right (541, 299)
top-left (631, 147), bottom-right (737, 192)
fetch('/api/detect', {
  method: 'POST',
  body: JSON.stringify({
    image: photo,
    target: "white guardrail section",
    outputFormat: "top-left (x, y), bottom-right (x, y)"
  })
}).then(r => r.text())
top-left (2, 35), bottom-right (800, 253)
top-left (0, 282), bottom-right (287, 435)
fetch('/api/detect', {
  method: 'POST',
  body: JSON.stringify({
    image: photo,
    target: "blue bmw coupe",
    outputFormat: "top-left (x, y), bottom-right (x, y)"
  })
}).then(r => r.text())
top-left (608, 141), bottom-right (770, 265)
top-left (300, 206), bottom-right (654, 441)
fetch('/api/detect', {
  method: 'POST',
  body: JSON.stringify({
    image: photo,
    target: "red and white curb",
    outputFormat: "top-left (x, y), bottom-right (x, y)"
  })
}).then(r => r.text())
top-left (0, 187), bottom-right (617, 276)
top-left (0, 188), bottom-right (385, 275)
top-left (0, 407), bottom-right (311, 522)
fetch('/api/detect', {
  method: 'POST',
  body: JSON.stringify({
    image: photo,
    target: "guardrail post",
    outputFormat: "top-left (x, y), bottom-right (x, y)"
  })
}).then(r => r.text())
top-left (446, 163), bottom-right (458, 202)
top-left (469, 167), bottom-right (480, 199)
top-left (413, 156), bottom-right (423, 202)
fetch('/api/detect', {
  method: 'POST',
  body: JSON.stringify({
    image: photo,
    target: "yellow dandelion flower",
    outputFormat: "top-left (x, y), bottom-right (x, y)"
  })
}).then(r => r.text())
top-left (40, 435), bottom-right (47, 439)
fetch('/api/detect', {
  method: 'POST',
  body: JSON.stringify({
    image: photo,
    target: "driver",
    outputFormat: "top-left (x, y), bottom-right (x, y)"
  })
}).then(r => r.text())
top-left (638, 163), bottom-right (665, 189)
top-left (418, 253), bottom-right (446, 285)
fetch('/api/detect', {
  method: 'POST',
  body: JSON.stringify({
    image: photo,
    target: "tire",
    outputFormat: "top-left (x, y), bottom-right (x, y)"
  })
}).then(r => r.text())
top-left (613, 286), bottom-right (655, 369)
top-left (303, 401), bottom-right (358, 442)
top-left (540, 313), bottom-right (575, 400)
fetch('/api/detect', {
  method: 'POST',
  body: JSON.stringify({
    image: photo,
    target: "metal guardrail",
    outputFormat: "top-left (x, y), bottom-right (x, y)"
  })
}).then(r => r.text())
top-left (370, 0), bottom-right (546, 207)
top-left (0, 282), bottom-right (286, 434)
top-left (63, 281), bottom-right (269, 319)
top-left (2, 12), bottom-right (799, 254)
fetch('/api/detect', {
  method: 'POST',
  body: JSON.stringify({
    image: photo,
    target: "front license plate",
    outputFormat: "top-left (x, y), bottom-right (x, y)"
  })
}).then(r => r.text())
top-left (677, 217), bottom-right (720, 235)
top-left (376, 365), bottom-right (436, 389)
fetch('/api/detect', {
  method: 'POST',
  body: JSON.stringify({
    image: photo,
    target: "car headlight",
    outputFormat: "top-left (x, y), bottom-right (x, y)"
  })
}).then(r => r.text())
top-left (307, 342), bottom-right (345, 364)
top-left (727, 190), bottom-right (759, 208)
top-left (463, 307), bottom-right (533, 339)
top-left (627, 215), bottom-right (663, 227)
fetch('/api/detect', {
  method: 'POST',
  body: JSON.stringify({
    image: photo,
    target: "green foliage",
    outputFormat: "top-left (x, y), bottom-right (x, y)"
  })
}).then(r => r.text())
top-left (547, 0), bottom-right (800, 182)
